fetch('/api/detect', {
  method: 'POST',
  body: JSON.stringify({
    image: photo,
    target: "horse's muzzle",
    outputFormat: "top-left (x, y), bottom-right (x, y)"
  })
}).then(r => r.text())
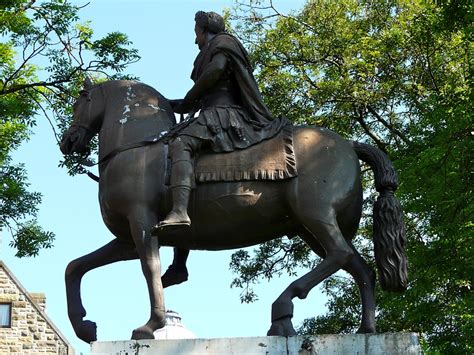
top-left (60, 132), bottom-right (73, 154)
top-left (60, 127), bottom-right (88, 155)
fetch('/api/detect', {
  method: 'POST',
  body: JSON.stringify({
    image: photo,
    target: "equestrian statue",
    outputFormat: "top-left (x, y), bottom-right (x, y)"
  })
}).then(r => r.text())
top-left (60, 11), bottom-right (407, 343)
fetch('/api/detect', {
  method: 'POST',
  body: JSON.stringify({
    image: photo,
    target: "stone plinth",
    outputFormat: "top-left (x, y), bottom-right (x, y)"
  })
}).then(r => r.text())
top-left (91, 333), bottom-right (421, 354)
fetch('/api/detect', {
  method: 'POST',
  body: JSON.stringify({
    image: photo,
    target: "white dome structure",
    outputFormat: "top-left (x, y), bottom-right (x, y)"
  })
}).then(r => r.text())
top-left (153, 310), bottom-right (196, 340)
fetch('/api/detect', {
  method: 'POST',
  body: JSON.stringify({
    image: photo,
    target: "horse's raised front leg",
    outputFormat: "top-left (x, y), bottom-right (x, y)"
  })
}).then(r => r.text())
top-left (267, 219), bottom-right (354, 336)
top-left (128, 209), bottom-right (166, 340)
top-left (65, 238), bottom-right (138, 343)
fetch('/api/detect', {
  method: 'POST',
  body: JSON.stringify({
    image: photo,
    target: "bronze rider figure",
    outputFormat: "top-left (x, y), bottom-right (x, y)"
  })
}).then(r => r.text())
top-left (153, 11), bottom-right (289, 232)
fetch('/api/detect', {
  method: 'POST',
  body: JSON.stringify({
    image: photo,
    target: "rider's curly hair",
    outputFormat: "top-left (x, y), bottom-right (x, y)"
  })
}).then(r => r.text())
top-left (195, 11), bottom-right (225, 34)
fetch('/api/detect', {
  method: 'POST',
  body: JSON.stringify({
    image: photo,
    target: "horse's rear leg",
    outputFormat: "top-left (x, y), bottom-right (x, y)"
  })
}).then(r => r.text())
top-left (65, 239), bottom-right (138, 343)
top-left (128, 210), bottom-right (166, 340)
top-left (300, 232), bottom-right (376, 334)
top-left (345, 249), bottom-right (376, 333)
top-left (162, 248), bottom-right (189, 288)
top-left (268, 219), bottom-right (354, 336)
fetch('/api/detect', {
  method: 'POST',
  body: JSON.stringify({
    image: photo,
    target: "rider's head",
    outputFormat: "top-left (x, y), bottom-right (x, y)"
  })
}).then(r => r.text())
top-left (194, 11), bottom-right (225, 49)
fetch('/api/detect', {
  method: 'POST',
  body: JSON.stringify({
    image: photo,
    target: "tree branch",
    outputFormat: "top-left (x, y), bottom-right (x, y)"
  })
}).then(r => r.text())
top-left (19, 0), bottom-right (36, 11)
top-left (29, 89), bottom-right (61, 144)
top-left (2, 78), bottom-right (66, 95)
top-left (366, 105), bottom-right (410, 145)
top-left (38, 10), bottom-right (82, 66)
top-left (1, 62), bottom-right (84, 95)
top-left (2, 31), bottom-right (50, 92)
top-left (354, 108), bottom-right (387, 152)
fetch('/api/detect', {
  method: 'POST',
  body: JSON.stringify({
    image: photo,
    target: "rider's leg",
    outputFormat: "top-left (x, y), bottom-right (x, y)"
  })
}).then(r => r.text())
top-left (157, 136), bottom-right (201, 229)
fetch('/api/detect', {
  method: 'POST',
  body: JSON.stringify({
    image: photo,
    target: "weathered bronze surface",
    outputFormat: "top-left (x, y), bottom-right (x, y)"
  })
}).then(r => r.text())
top-left (60, 79), bottom-right (407, 343)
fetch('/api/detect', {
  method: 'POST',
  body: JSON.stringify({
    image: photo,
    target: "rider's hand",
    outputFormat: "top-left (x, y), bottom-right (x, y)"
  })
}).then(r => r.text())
top-left (169, 99), bottom-right (186, 113)
top-left (171, 99), bottom-right (199, 115)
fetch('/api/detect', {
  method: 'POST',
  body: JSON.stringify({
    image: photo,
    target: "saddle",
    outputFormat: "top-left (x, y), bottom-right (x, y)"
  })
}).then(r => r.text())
top-left (193, 125), bottom-right (297, 183)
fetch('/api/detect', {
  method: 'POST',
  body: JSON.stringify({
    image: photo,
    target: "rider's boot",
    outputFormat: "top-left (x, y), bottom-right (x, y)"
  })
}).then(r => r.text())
top-left (159, 183), bottom-right (192, 228)
top-left (152, 145), bottom-right (194, 233)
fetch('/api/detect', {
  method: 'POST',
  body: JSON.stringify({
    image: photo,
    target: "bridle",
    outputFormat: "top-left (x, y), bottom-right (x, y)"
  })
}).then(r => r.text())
top-left (70, 84), bottom-right (106, 133)
top-left (68, 84), bottom-right (105, 181)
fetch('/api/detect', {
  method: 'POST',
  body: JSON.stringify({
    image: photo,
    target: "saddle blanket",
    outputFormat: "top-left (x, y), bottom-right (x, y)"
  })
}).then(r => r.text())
top-left (194, 125), bottom-right (298, 183)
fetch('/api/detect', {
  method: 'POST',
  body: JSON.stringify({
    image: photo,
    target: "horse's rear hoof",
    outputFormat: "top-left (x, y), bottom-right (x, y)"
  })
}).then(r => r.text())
top-left (132, 325), bottom-right (155, 340)
top-left (162, 265), bottom-right (189, 288)
top-left (356, 325), bottom-right (376, 334)
top-left (267, 317), bottom-right (297, 336)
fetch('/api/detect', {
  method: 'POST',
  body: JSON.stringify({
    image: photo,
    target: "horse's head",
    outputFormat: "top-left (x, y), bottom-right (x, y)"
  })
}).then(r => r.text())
top-left (60, 77), bottom-right (105, 155)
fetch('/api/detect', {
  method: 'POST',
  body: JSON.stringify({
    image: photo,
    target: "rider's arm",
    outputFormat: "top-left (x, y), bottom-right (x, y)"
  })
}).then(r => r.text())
top-left (181, 52), bottom-right (228, 111)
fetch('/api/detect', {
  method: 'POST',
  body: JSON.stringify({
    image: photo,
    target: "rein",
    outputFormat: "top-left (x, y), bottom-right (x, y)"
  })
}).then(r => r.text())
top-left (98, 133), bottom-right (164, 165)
top-left (80, 112), bottom-right (197, 182)
top-left (78, 133), bottom-right (164, 182)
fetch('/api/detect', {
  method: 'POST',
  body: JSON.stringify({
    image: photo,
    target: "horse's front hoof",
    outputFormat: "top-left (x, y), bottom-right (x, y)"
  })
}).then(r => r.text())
top-left (74, 319), bottom-right (97, 343)
top-left (131, 325), bottom-right (155, 340)
top-left (267, 317), bottom-right (297, 336)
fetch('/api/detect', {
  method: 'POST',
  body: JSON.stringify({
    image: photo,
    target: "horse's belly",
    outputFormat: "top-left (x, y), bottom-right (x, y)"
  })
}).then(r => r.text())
top-left (188, 180), bottom-right (293, 249)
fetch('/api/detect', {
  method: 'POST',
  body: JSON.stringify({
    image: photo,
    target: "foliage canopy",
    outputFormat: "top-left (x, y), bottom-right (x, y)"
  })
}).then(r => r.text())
top-left (0, 0), bottom-right (139, 257)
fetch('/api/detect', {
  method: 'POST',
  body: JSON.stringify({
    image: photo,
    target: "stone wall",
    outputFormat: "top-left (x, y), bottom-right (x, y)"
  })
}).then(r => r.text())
top-left (0, 262), bottom-right (73, 354)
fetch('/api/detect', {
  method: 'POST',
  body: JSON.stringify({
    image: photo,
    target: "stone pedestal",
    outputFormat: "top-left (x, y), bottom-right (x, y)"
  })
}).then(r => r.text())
top-left (91, 333), bottom-right (421, 354)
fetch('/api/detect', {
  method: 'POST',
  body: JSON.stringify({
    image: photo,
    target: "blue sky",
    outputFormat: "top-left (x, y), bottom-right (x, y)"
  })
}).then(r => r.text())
top-left (2, 1), bottom-right (328, 354)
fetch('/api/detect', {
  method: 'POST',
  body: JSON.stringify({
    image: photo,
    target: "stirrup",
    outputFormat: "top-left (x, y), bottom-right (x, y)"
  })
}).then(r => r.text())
top-left (151, 212), bottom-right (191, 235)
top-left (158, 219), bottom-right (191, 228)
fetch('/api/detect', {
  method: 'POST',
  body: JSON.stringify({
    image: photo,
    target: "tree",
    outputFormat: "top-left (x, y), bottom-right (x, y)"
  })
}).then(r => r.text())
top-left (0, 0), bottom-right (139, 257)
top-left (229, 0), bottom-right (472, 352)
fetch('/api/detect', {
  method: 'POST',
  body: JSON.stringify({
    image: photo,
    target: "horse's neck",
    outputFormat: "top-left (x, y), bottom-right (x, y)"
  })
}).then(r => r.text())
top-left (98, 82), bottom-right (174, 161)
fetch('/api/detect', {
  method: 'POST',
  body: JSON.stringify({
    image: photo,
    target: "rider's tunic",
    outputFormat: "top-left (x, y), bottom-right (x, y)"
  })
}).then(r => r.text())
top-left (178, 33), bottom-right (290, 153)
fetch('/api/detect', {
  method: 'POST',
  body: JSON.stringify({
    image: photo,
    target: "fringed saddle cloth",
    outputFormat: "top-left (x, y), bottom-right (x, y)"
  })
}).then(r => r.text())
top-left (195, 125), bottom-right (297, 183)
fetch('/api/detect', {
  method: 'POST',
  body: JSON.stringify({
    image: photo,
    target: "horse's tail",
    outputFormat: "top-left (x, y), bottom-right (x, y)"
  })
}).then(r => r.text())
top-left (351, 141), bottom-right (408, 292)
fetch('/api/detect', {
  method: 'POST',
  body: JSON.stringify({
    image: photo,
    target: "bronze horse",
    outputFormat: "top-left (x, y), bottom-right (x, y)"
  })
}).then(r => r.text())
top-left (60, 79), bottom-right (407, 343)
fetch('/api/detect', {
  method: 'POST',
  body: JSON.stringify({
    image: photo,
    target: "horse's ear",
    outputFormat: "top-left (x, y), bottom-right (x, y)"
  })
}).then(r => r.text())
top-left (83, 76), bottom-right (93, 89)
